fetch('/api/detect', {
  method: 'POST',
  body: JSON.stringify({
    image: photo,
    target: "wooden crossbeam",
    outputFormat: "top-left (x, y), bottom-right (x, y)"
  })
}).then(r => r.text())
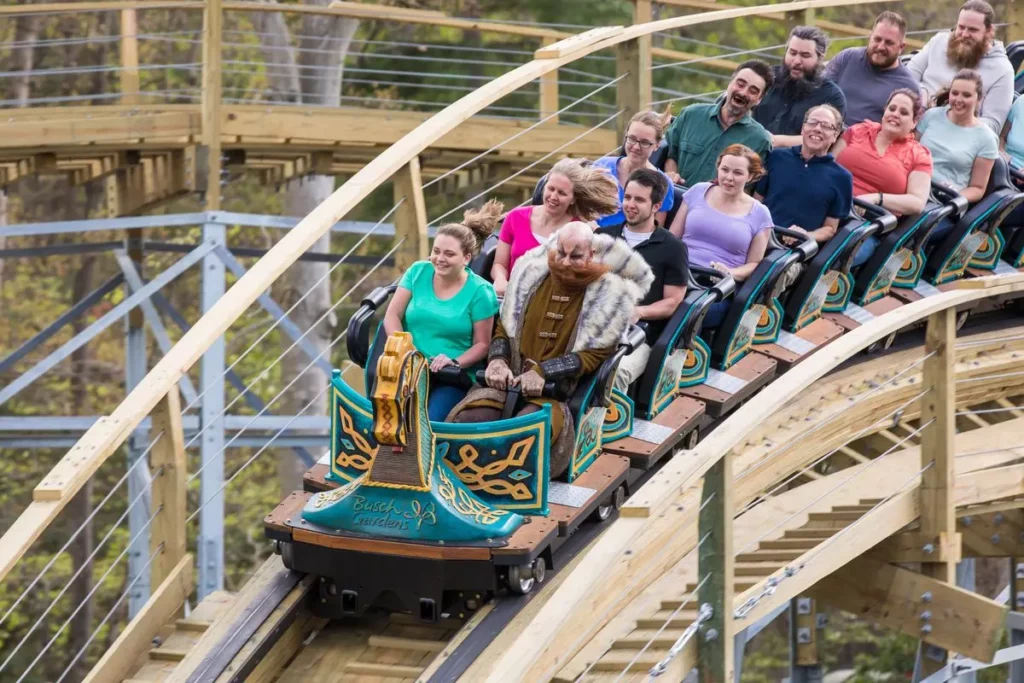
top-left (960, 509), bottom-right (1024, 557)
top-left (812, 556), bottom-right (1007, 662)
top-left (102, 148), bottom-right (196, 217)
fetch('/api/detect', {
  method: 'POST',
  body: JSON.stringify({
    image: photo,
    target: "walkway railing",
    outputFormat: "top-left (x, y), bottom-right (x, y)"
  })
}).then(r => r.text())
top-left (5, 0), bottom-right (998, 679)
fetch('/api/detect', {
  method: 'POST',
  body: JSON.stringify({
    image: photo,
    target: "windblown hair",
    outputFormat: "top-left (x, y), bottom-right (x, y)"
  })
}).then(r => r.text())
top-left (873, 10), bottom-right (907, 35)
top-left (960, 0), bottom-right (995, 28)
top-left (626, 108), bottom-right (673, 143)
top-left (436, 199), bottom-right (503, 257)
top-left (715, 143), bottom-right (765, 182)
top-left (934, 68), bottom-right (984, 110)
top-left (547, 158), bottom-right (620, 221)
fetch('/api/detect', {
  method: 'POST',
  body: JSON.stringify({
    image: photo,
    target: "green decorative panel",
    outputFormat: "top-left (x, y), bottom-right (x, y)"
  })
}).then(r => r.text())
top-left (603, 388), bottom-right (633, 443)
top-left (678, 338), bottom-right (710, 389)
top-left (568, 406), bottom-right (605, 482)
top-left (753, 298), bottom-right (783, 345)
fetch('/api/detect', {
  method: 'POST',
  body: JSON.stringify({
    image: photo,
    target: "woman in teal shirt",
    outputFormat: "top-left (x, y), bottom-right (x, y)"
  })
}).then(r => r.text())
top-left (383, 200), bottom-right (501, 421)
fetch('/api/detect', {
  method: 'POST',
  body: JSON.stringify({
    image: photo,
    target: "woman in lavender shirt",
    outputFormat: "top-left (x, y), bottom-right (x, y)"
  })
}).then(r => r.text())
top-left (668, 144), bottom-right (774, 327)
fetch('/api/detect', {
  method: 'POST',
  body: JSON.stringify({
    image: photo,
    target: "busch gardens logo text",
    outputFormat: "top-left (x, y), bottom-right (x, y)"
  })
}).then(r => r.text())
top-left (351, 496), bottom-right (437, 531)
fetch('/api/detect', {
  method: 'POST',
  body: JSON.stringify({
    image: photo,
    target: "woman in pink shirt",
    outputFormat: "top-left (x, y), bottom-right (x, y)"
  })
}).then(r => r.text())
top-left (490, 158), bottom-right (618, 296)
top-left (834, 88), bottom-right (932, 265)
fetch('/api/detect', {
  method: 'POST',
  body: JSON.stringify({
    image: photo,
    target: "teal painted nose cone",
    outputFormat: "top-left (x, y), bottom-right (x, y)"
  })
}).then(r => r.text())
top-left (302, 446), bottom-right (523, 543)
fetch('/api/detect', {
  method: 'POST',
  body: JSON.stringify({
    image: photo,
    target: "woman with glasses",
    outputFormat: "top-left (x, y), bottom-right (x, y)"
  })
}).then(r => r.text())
top-left (593, 109), bottom-right (678, 228)
top-left (490, 158), bottom-right (618, 297)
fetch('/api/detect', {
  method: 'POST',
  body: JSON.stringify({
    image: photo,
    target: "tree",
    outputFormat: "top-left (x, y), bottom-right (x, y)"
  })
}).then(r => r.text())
top-left (250, 2), bottom-right (359, 494)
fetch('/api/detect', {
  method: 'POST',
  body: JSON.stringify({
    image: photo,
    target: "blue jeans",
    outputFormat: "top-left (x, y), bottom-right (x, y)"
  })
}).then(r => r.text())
top-left (852, 235), bottom-right (879, 269)
top-left (428, 384), bottom-right (468, 422)
top-left (701, 300), bottom-right (731, 333)
top-left (925, 216), bottom-right (956, 249)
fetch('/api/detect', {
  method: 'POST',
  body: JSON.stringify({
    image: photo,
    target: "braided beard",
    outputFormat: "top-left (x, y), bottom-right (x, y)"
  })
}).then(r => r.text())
top-left (547, 250), bottom-right (610, 291)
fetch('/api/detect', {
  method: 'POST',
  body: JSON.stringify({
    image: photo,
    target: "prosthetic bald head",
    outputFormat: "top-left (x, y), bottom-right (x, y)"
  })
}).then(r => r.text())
top-left (551, 222), bottom-right (596, 268)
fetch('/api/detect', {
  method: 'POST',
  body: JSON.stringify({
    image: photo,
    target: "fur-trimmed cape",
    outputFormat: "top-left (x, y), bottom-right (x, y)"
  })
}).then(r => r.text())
top-left (502, 232), bottom-right (654, 356)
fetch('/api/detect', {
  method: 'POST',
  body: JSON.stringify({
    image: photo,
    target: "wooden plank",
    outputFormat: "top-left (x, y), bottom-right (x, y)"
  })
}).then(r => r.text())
top-left (813, 556), bottom-right (1007, 662)
top-left (919, 309), bottom-right (957, 585)
top-left (343, 661), bottom-right (423, 677)
top-left (392, 157), bottom-right (428, 272)
top-left (870, 531), bottom-right (962, 563)
top-left (292, 526), bottom-right (492, 561)
top-left (120, 8), bottom-right (140, 104)
top-left (539, 38), bottom-right (560, 122)
top-left (202, 0), bottom-right (223, 211)
top-left (149, 387), bottom-right (187, 589)
top-left (677, 352), bottom-right (777, 419)
top-left (697, 453), bottom-right (734, 681)
top-left (603, 395), bottom-right (704, 469)
top-left (83, 555), bottom-right (193, 683)
top-left (754, 316), bottom-right (844, 371)
top-left (534, 26), bottom-right (624, 59)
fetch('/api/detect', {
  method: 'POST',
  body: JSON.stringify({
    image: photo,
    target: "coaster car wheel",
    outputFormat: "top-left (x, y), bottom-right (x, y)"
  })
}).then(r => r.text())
top-left (507, 561), bottom-right (540, 594)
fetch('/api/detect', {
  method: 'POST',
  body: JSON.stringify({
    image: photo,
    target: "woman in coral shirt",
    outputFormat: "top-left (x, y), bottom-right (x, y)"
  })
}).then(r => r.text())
top-left (834, 88), bottom-right (933, 266)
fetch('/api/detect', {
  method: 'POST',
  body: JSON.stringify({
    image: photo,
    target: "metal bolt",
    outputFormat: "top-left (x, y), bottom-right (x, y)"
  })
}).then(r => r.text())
top-left (797, 597), bottom-right (813, 614)
top-left (797, 627), bottom-right (812, 644)
top-left (995, 513), bottom-right (1005, 525)
top-left (816, 613), bottom-right (828, 628)
top-left (922, 591), bottom-right (933, 603)
top-left (704, 628), bottom-right (719, 642)
top-left (921, 624), bottom-right (933, 635)
top-left (922, 543), bottom-right (935, 554)
top-left (920, 610), bottom-right (932, 620)
top-left (992, 533), bottom-right (1001, 544)
top-left (962, 516), bottom-right (972, 526)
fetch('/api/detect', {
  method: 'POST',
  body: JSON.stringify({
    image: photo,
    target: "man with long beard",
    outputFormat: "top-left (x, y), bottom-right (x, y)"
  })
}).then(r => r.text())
top-left (449, 222), bottom-right (653, 479)
top-left (754, 26), bottom-right (846, 148)
top-left (825, 11), bottom-right (921, 127)
top-left (908, 0), bottom-right (1013, 135)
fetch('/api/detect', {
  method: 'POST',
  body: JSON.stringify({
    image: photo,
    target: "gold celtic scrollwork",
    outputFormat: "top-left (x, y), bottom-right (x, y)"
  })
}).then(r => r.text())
top-left (437, 468), bottom-right (509, 525)
top-left (446, 437), bottom-right (536, 500)
top-left (336, 403), bottom-right (377, 472)
top-left (312, 477), bottom-right (361, 509)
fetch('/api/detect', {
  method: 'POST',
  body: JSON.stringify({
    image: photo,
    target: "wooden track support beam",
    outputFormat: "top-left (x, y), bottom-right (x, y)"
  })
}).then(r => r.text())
top-left (121, 8), bottom-right (140, 105)
top-left (615, 30), bottom-right (652, 139)
top-left (103, 149), bottom-right (197, 217)
top-left (870, 530), bottom-right (962, 563)
top-left (812, 556), bottom-right (1007, 663)
top-left (202, 0), bottom-right (223, 211)
top-left (0, 154), bottom-right (58, 188)
top-left (393, 157), bottom-right (429, 273)
top-left (920, 309), bottom-right (958, 583)
top-left (959, 510), bottom-right (1024, 557)
top-left (790, 596), bottom-right (821, 672)
top-left (697, 453), bottom-right (734, 681)
top-left (149, 387), bottom-right (187, 589)
top-left (83, 555), bottom-right (193, 683)
top-left (539, 37), bottom-right (560, 122)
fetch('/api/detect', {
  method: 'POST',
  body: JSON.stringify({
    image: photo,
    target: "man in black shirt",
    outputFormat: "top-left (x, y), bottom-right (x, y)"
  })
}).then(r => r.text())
top-left (596, 169), bottom-right (689, 392)
top-left (754, 25), bottom-right (847, 148)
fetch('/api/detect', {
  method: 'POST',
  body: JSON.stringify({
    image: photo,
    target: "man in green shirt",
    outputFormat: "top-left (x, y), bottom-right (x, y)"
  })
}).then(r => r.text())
top-left (664, 59), bottom-right (775, 186)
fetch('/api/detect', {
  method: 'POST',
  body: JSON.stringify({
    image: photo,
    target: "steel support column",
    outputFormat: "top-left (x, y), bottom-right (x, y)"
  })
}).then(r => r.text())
top-left (198, 224), bottom-right (226, 598)
top-left (125, 230), bottom-right (150, 616)
top-left (789, 597), bottom-right (823, 683)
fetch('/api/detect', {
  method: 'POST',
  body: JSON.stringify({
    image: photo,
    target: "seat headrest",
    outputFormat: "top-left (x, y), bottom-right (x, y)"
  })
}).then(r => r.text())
top-left (987, 157), bottom-right (1014, 194)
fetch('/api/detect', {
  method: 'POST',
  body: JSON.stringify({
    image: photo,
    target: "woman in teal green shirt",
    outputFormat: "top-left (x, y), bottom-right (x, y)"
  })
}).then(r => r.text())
top-left (383, 200), bottom-right (501, 421)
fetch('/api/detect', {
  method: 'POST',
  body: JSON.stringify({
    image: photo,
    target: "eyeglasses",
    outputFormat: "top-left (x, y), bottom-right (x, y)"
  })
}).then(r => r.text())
top-left (624, 135), bottom-right (656, 150)
top-left (803, 119), bottom-right (837, 132)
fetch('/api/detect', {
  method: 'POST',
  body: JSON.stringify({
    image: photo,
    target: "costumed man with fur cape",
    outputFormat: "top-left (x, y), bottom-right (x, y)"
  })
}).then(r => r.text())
top-left (448, 222), bottom-right (654, 478)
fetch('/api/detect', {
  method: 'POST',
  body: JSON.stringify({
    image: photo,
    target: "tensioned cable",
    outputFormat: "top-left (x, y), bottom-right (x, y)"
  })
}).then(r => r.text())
top-left (649, 88), bottom-right (723, 107)
top-left (184, 239), bottom-right (403, 489)
top-left (428, 108), bottom-right (623, 227)
top-left (0, 438), bottom-right (161, 634)
top-left (15, 504), bottom-right (165, 683)
top-left (179, 202), bottom-right (402, 420)
top-left (734, 352), bottom-right (933, 485)
top-left (421, 74), bottom-right (625, 191)
top-left (650, 43), bottom-right (788, 72)
top-left (0, 89), bottom-right (199, 107)
top-left (1, 472), bottom-right (164, 676)
top-left (574, 494), bottom-right (719, 683)
top-left (612, 542), bottom-right (712, 683)
top-left (956, 331), bottom-right (1024, 348)
top-left (0, 62), bottom-right (201, 79)
top-left (54, 542), bottom-right (163, 683)
top-left (735, 388), bottom-right (931, 519)
top-left (956, 406), bottom-right (1024, 416)
top-left (737, 413), bottom-right (932, 556)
